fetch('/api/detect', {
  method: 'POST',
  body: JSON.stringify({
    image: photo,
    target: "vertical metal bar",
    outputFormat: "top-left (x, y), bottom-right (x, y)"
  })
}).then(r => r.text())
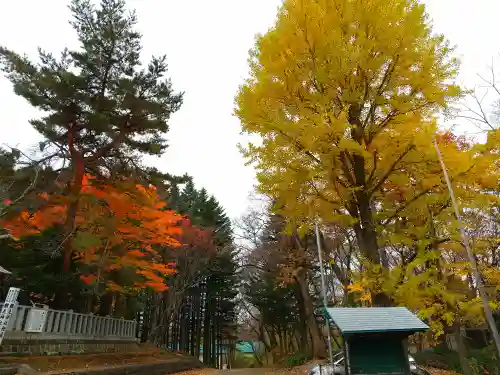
top-left (315, 223), bottom-right (335, 374)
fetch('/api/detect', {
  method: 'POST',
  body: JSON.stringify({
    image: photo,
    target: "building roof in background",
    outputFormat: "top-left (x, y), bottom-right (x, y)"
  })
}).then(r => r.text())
top-left (236, 341), bottom-right (257, 353)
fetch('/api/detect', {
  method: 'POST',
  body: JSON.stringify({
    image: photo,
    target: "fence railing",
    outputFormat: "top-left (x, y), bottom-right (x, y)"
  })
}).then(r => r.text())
top-left (0, 303), bottom-right (137, 340)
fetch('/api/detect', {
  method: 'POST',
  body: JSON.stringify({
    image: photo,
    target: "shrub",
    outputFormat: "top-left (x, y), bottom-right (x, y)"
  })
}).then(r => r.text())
top-left (413, 346), bottom-right (498, 375)
top-left (284, 352), bottom-right (309, 368)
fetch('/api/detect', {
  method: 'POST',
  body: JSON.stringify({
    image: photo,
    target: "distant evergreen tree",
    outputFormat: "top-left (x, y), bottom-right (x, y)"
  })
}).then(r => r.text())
top-left (244, 265), bottom-right (305, 358)
top-left (147, 178), bottom-right (239, 368)
top-left (204, 246), bottom-right (238, 367)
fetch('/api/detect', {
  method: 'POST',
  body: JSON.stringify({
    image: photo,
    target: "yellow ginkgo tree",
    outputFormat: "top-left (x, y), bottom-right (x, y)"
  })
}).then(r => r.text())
top-left (235, 0), bottom-right (464, 306)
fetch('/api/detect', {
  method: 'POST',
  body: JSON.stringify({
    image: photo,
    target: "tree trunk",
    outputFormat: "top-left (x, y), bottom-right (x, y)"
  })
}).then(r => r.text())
top-left (344, 104), bottom-right (392, 307)
top-left (295, 283), bottom-right (310, 355)
top-left (351, 191), bottom-right (391, 306)
top-left (98, 293), bottom-right (113, 316)
top-left (195, 286), bottom-right (203, 359)
top-left (454, 323), bottom-right (471, 375)
top-left (203, 279), bottom-right (211, 364)
top-left (52, 125), bottom-right (86, 310)
top-left (295, 269), bottom-right (326, 358)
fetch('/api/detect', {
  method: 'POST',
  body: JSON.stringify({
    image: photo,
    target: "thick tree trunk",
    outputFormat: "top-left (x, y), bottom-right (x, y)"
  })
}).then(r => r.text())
top-left (53, 124), bottom-right (86, 310)
top-left (342, 105), bottom-right (392, 306)
top-left (295, 286), bottom-right (311, 355)
top-left (64, 124), bottom-right (86, 273)
top-left (353, 189), bottom-right (392, 306)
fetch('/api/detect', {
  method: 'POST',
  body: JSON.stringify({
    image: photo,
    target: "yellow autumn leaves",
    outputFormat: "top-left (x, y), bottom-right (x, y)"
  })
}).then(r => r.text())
top-left (235, 0), bottom-right (499, 338)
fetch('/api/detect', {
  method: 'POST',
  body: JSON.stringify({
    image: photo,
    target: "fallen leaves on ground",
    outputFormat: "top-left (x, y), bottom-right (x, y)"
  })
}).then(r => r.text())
top-left (425, 367), bottom-right (461, 375)
top-left (170, 366), bottom-right (458, 375)
top-left (172, 370), bottom-right (217, 375)
top-left (1, 350), bottom-right (185, 373)
top-left (172, 366), bottom-right (311, 375)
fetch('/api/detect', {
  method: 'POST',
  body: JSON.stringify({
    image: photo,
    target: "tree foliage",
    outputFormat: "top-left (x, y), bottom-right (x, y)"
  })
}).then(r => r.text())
top-left (237, 204), bottom-right (332, 361)
top-left (0, 0), bottom-right (185, 277)
top-left (0, 0), bottom-right (183, 169)
top-left (0, 0), bottom-right (239, 368)
top-left (235, 0), bottom-right (464, 305)
top-left (0, 0), bottom-right (498, 369)
top-left (235, 0), bottom-right (500, 363)
top-left (139, 180), bottom-right (238, 368)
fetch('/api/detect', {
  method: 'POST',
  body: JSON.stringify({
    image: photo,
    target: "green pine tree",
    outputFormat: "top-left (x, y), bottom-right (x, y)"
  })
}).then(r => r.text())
top-left (0, 0), bottom-right (184, 285)
top-left (0, 0), bottom-right (183, 177)
top-left (155, 179), bottom-right (239, 367)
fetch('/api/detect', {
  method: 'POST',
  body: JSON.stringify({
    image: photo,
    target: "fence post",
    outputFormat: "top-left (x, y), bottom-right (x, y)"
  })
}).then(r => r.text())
top-left (66, 310), bottom-right (74, 334)
top-left (14, 306), bottom-right (27, 331)
top-left (45, 310), bottom-right (55, 333)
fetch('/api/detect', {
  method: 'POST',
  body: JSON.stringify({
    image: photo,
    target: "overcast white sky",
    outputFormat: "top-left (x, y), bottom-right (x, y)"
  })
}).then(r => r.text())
top-left (0, 0), bottom-right (499, 220)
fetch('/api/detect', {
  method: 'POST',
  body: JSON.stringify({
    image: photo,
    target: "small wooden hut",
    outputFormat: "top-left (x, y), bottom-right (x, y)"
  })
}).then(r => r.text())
top-left (325, 307), bottom-right (428, 375)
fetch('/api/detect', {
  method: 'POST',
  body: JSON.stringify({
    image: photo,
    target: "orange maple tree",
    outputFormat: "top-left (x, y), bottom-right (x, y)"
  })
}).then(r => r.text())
top-left (1, 175), bottom-right (184, 293)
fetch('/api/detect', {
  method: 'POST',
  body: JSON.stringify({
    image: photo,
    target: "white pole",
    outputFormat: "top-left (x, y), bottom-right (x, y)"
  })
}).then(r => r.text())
top-left (315, 222), bottom-right (335, 373)
top-left (434, 138), bottom-right (500, 358)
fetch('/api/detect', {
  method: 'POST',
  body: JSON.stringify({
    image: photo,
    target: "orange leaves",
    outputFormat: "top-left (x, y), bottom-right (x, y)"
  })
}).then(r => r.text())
top-left (140, 282), bottom-right (168, 292)
top-left (3, 206), bottom-right (64, 239)
top-left (435, 131), bottom-right (472, 151)
top-left (150, 262), bottom-right (176, 276)
top-left (136, 270), bottom-right (164, 284)
top-left (2, 174), bottom-right (189, 294)
top-left (435, 131), bottom-right (455, 145)
top-left (80, 274), bottom-right (98, 285)
top-left (73, 177), bottom-right (184, 293)
top-left (1, 190), bottom-right (66, 239)
top-left (76, 177), bottom-right (183, 252)
top-left (2, 174), bottom-right (219, 296)
top-left (127, 250), bottom-right (147, 258)
top-left (107, 281), bottom-right (124, 293)
top-left (176, 218), bottom-right (216, 254)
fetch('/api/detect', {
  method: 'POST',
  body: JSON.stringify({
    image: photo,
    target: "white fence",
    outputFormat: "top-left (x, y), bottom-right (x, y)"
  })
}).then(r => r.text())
top-left (0, 303), bottom-right (137, 340)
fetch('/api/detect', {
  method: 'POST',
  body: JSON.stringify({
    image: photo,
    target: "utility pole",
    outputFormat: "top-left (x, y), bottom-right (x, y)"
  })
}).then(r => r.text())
top-left (315, 223), bottom-right (335, 373)
top-left (434, 138), bottom-right (500, 358)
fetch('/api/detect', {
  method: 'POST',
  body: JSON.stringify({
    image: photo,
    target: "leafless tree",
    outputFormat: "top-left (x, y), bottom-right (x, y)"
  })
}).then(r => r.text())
top-left (454, 57), bottom-right (500, 132)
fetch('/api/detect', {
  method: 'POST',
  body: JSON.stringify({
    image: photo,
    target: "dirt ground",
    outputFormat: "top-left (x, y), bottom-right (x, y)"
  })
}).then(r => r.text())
top-left (0, 352), bottom-right (460, 375)
top-left (0, 350), bottom-right (312, 374)
top-left (173, 366), bottom-right (460, 375)
top-left (0, 350), bottom-right (187, 373)
top-left (174, 365), bottom-right (314, 375)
